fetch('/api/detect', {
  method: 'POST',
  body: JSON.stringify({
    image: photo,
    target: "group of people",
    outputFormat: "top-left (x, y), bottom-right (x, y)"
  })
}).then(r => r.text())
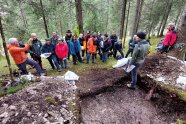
top-left (7, 30), bottom-right (125, 76)
top-left (7, 22), bottom-right (176, 89)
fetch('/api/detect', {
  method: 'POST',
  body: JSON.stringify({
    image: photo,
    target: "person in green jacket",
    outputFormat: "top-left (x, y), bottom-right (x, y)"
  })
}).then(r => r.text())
top-left (127, 32), bottom-right (150, 89)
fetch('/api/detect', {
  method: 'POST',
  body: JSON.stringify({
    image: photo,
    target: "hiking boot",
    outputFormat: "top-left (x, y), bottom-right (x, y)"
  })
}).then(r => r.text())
top-left (40, 73), bottom-right (47, 76)
top-left (127, 84), bottom-right (136, 90)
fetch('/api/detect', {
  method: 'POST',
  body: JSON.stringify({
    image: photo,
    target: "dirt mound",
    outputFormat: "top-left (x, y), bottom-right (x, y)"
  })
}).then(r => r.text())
top-left (140, 54), bottom-right (186, 89)
top-left (77, 68), bottom-right (128, 97)
top-left (0, 76), bottom-right (77, 124)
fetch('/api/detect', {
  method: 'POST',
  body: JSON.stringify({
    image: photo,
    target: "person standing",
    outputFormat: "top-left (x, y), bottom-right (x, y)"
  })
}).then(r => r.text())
top-left (41, 38), bottom-right (61, 71)
top-left (50, 32), bottom-right (59, 46)
top-left (127, 32), bottom-right (150, 89)
top-left (110, 31), bottom-right (118, 55)
top-left (101, 34), bottom-right (112, 63)
top-left (86, 33), bottom-right (97, 64)
top-left (65, 30), bottom-right (72, 60)
top-left (55, 38), bottom-right (69, 69)
top-left (84, 30), bottom-right (91, 54)
top-left (125, 35), bottom-right (137, 58)
top-left (7, 38), bottom-right (46, 76)
top-left (113, 39), bottom-right (124, 58)
top-left (29, 33), bottom-right (43, 69)
top-left (78, 33), bottom-right (86, 59)
top-left (97, 32), bottom-right (103, 60)
top-left (69, 35), bottom-right (82, 65)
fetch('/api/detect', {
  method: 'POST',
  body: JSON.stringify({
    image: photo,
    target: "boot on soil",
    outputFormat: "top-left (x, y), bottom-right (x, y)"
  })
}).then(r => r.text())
top-left (127, 84), bottom-right (136, 90)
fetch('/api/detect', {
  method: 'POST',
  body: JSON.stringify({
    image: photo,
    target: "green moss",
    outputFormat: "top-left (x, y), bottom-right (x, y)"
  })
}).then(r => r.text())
top-left (176, 119), bottom-right (185, 124)
top-left (45, 96), bottom-right (58, 105)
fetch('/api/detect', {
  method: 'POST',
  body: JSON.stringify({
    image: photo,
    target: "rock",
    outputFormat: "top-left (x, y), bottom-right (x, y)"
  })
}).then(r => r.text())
top-left (27, 112), bottom-right (32, 117)
top-left (58, 117), bottom-right (64, 124)
top-left (2, 117), bottom-right (10, 124)
top-left (9, 105), bottom-right (17, 111)
top-left (0, 112), bottom-right (8, 118)
top-left (47, 111), bottom-right (58, 118)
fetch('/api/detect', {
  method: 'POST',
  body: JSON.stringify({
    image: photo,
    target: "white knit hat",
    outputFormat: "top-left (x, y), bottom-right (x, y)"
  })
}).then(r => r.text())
top-left (7, 38), bottom-right (17, 44)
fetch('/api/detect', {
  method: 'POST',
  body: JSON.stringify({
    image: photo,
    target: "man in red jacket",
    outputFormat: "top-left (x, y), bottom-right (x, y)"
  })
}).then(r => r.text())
top-left (55, 38), bottom-right (69, 69)
top-left (160, 23), bottom-right (177, 53)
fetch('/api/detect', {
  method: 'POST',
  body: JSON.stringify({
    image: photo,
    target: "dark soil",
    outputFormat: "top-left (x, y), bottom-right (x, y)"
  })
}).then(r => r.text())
top-left (78, 68), bottom-right (186, 124)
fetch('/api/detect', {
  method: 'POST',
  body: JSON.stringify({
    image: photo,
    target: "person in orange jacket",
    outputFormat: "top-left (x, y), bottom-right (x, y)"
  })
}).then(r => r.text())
top-left (7, 38), bottom-right (46, 75)
top-left (86, 33), bottom-right (97, 64)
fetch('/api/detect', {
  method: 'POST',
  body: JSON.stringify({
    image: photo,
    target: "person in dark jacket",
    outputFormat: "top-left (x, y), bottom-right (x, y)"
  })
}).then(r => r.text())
top-left (127, 32), bottom-right (150, 89)
top-left (125, 35), bottom-right (137, 58)
top-left (110, 31), bottom-right (118, 53)
top-left (78, 33), bottom-right (85, 58)
top-left (65, 30), bottom-right (72, 60)
top-left (41, 38), bottom-right (60, 71)
top-left (50, 32), bottom-right (59, 46)
top-left (84, 30), bottom-right (91, 54)
top-left (113, 39), bottom-right (124, 58)
top-left (97, 32), bottom-right (103, 60)
top-left (29, 33), bottom-right (43, 69)
top-left (101, 34), bottom-right (112, 62)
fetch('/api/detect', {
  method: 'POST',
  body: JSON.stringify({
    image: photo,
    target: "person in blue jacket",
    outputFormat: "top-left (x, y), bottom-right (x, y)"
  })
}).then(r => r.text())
top-left (41, 38), bottom-right (60, 71)
top-left (69, 35), bottom-right (82, 65)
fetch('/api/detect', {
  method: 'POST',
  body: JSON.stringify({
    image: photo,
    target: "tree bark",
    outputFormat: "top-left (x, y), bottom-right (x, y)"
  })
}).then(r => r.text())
top-left (119, 0), bottom-right (127, 41)
top-left (0, 16), bottom-right (14, 82)
top-left (159, 0), bottom-right (173, 37)
top-left (40, 0), bottom-right (49, 38)
top-left (132, 0), bottom-right (144, 37)
top-left (147, 0), bottom-right (155, 38)
top-left (75, 0), bottom-right (84, 34)
top-left (123, 1), bottom-right (130, 48)
top-left (18, 0), bottom-right (29, 31)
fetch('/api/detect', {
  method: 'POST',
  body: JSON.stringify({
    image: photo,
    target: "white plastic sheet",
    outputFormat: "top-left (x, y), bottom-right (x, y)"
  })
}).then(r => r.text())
top-left (112, 57), bottom-right (131, 68)
top-left (176, 76), bottom-right (186, 90)
top-left (64, 71), bottom-right (79, 81)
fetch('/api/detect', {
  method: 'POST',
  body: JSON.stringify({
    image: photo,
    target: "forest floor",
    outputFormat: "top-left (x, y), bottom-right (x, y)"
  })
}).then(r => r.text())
top-left (0, 37), bottom-right (186, 123)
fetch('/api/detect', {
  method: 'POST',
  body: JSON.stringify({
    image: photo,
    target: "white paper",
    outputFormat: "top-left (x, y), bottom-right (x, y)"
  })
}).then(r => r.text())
top-left (40, 53), bottom-right (51, 58)
top-left (124, 65), bottom-right (135, 72)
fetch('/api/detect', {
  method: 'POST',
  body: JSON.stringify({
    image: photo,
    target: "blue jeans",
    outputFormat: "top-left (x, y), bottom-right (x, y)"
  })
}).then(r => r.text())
top-left (86, 53), bottom-right (95, 63)
top-left (131, 63), bottom-right (142, 88)
top-left (47, 55), bottom-right (60, 70)
top-left (102, 52), bottom-right (108, 62)
top-left (17, 58), bottom-right (44, 74)
top-left (59, 58), bottom-right (67, 68)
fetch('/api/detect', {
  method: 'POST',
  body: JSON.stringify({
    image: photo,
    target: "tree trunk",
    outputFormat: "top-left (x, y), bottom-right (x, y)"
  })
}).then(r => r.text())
top-left (119, 0), bottom-right (127, 41)
top-left (0, 16), bottom-right (14, 82)
top-left (175, 7), bottom-right (182, 26)
top-left (132, 0), bottom-right (144, 37)
top-left (168, 4), bottom-right (186, 60)
top-left (18, 0), bottom-right (29, 31)
top-left (159, 0), bottom-right (173, 37)
top-left (75, 0), bottom-right (84, 34)
top-left (147, 0), bottom-right (155, 38)
top-left (40, 0), bottom-right (49, 38)
top-left (123, 1), bottom-right (130, 48)
top-left (59, 20), bottom-right (63, 36)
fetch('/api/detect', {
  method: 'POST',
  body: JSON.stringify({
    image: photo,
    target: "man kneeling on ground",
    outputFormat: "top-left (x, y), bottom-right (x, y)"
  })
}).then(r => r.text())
top-left (7, 38), bottom-right (46, 76)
